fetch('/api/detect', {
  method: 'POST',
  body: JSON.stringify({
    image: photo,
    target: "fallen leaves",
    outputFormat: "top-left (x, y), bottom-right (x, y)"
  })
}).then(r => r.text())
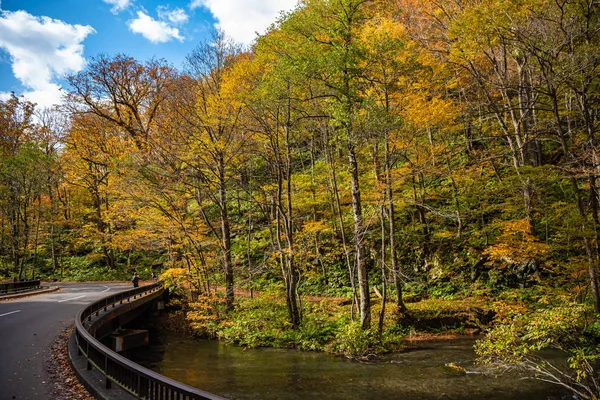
top-left (44, 325), bottom-right (94, 400)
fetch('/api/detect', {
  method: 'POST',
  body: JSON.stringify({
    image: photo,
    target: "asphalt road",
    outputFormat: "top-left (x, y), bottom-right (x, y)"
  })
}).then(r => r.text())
top-left (0, 282), bottom-right (131, 400)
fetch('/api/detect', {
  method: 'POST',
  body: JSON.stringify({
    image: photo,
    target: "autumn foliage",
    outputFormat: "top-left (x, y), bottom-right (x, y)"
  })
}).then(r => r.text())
top-left (1, 0), bottom-right (600, 392)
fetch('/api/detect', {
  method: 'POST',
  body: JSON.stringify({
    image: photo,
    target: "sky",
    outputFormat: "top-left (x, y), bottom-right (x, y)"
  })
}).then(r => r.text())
top-left (0, 0), bottom-right (298, 108)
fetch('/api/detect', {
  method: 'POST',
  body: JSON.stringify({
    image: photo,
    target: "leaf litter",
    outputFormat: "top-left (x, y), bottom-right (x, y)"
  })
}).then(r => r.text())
top-left (44, 324), bottom-right (94, 400)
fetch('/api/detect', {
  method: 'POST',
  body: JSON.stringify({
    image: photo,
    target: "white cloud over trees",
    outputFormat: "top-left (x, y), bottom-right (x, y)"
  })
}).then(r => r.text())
top-left (128, 6), bottom-right (189, 44)
top-left (0, 10), bottom-right (94, 107)
top-left (190, 0), bottom-right (298, 45)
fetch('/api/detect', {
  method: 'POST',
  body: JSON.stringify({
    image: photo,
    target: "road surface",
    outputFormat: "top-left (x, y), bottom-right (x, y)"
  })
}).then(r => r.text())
top-left (0, 282), bottom-right (131, 400)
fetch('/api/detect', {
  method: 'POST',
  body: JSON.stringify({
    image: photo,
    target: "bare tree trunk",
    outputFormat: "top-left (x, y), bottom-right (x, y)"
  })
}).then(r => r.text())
top-left (9, 200), bottom-right (21, 277)
top-left (445, 158), bottom-right (463, 237)
top-left (50, 223), bottom-right (59, 273)
top-left (349, 144), bottom-right (370, 330)
top-left (282, 107), bottom-right (301, 328)
top-left (572, 180), bottom-right (600, 313)
top-left (325, 126), bottom-right (357, 319)
top-left (218, 154), bottom-right (234, 311)
top-left (546, 82), bottom-right (600, 312)
top-left (384, 137), bottom-right (407, 312)
top-left (378, 204), bottom-right (387, 334)
top-left (19, 200), bottom-right (31, 280)
top-left (31, 197), bottom-right (42, 279)
top-left (411, 174), bottom-right (430, 259)
top-left (246, 189), bottom-right (254, 300)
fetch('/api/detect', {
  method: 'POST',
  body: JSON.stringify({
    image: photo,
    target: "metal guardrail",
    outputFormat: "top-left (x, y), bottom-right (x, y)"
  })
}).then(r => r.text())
top-left (75, 282), bottom-right (225, 400)
top-left (0, 279), bottom-right (41, 294)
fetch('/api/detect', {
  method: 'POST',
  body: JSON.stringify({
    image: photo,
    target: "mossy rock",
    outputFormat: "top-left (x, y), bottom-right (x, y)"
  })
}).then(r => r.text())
top-left (441, 363), bottom-right (467, 375)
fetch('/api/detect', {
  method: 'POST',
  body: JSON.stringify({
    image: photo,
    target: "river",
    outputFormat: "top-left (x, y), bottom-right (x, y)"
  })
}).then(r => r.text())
top-left (129, 327), bottom-right (568, 400)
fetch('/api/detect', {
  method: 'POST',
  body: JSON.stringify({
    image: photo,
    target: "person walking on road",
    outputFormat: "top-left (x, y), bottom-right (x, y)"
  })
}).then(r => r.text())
top-left (132, 271), bottom-right (139, 288)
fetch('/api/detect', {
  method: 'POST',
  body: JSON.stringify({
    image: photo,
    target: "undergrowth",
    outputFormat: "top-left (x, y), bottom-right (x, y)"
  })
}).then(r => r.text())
top-left (182, 291), bottom-right (485, 358)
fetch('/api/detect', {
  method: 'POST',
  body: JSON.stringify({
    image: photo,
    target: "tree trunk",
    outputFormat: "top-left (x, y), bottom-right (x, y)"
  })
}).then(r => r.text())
top-left (385, 137), bottom-right (407, 312)
top-left (348, 144), bottom-right (370, 329)
top-left (325, 126), bottom-right (357, 319)
top-left (378, 204), bottom-right (387, 334)
top-left (218, 154), bottom-right (234, 310)
top-left (283, 111), bottom-right (301, 328)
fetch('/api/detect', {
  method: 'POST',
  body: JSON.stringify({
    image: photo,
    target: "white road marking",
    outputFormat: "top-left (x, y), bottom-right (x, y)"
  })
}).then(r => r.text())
top-left (58, 295), bottom-right (86, 303)
top-left (0, 310), bottom-right (21, 317)
top-left (101, 286), bottom-right (110, 293)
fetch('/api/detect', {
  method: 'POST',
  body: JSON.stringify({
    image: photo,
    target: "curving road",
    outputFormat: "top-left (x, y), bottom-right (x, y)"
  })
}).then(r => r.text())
top-left (0, 282), bottom-right (131, 400)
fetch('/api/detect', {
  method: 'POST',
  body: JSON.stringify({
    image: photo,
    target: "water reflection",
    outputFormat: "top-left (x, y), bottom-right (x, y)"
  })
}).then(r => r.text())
top-left (130, 331), bottom-right (567, 400)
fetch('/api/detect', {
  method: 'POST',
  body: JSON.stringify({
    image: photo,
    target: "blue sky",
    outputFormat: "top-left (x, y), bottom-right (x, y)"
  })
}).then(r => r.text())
top-left (0, 0), bottom-right (297, 108)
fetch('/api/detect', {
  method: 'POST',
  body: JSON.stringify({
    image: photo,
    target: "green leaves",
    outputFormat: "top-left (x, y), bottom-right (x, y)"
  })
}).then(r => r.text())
top-left (476, 300), bottom-right (599, 397)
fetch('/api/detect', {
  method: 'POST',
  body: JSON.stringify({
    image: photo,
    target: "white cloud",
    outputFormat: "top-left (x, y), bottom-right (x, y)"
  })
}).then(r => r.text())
top-left (102, 0), bottom-right (132, 14)
top-left (190, 0), bottom-right (298, 45)
top-left (128, 11), bottom-right (183, 43)
top-left (157, 6), bottom-right (189, 25)
top-left (0, 10), bottom-right (94, 108)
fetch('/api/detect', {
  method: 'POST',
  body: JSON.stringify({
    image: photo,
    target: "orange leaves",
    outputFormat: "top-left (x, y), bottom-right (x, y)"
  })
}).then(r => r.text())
top-left (484, 219), bottom-right (551, 267)
top-left (301, 220), bottom-right (332, 235)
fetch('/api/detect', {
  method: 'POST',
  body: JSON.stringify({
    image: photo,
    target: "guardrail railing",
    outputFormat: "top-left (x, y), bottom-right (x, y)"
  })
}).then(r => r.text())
top-left (0, 279), bottom-right (40, 294)
top-left (75, 282), bottom-right (225, 400)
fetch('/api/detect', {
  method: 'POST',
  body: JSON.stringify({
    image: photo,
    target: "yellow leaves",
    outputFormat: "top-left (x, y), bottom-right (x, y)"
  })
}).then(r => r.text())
top-left (221, 52), bottom-right (260, 106)
top-left (186, 293), bottom-right (228, 337)
top-left (448, 0), bottom-right (541, 63)
top-left (402, 93), bottom-right (458, 129)
top-left (160, 267), bottom-right (189, 290)
top-left (160, 267), bottom-right (188, 279)
top-left (360, 17), bottom-right (407, 52)
top-left (433, 229), bottom-right (456, 240)
top-left (315, 31), bottom-right (332, 44)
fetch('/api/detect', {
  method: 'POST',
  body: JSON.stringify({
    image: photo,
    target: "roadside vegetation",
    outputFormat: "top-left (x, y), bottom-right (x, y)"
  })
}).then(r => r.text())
top-left (1, 0), bottom-right (599, 397)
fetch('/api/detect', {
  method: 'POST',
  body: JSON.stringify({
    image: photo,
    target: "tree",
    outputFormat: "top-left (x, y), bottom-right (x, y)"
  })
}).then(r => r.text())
top-left (181, 30), bottom-right (246, 310)
top-left (67, 54), bottom-right (176, 152)
top-left (62, 113), bottom-right (125, 270)
top-left (277, 0), bottom-right (379, 329)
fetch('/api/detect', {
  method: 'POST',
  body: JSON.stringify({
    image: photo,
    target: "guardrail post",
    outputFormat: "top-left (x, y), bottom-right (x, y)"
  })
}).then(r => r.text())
top-left (105, 356), bottom-right (112, 389)
top-left (137, 374), bottom-right (141, 399)
top-left (76, 332), bottom-right (83, 356)
top-left (86, 341), bottom-right (92, 371)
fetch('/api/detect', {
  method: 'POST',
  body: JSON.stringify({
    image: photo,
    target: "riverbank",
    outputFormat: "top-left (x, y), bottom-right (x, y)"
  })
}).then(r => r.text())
top-left (120, 289), bottom-right (580, 399)
top-left (156, 292), bottom-right (494, 358)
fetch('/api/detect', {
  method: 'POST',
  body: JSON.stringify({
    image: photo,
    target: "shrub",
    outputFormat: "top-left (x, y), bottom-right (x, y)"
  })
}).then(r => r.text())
top-left (51, 257), bottom-right (128, 281)
top-left (475, 299), bottom-right (600, 400)
top-left (184, 294), bottom-right (404, 357)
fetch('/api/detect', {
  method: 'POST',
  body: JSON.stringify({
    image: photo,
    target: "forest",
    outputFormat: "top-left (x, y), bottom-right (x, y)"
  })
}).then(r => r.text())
top-left (1, 0), bottom-right (599, 397)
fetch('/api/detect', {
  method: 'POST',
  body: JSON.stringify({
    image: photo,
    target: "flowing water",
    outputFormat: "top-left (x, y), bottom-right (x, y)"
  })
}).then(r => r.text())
top-left (129, 328), bottom-right (568, 400)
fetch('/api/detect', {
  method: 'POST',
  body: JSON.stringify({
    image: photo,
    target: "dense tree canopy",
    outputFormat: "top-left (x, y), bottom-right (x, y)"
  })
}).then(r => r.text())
top-left (1, 0), bottom-right (600, 394)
